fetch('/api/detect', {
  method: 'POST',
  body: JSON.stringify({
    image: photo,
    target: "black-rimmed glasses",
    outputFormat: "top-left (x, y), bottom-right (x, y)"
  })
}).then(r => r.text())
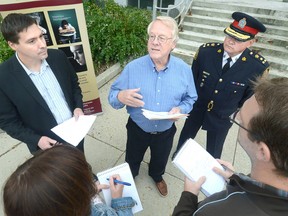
top-left (229, 110), bottom-right (253, 134)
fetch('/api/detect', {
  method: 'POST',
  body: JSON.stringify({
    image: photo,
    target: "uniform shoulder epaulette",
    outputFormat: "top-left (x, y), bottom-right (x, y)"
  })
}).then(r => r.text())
top-left (200, 42), bottom-right (221, 48)
top-left (249, 50), bottom-right (268, 66)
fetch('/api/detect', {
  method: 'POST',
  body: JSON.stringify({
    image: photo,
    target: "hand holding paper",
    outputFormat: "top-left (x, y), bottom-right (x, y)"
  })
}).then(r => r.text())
top-left (172, 138), bottom-right (226, 197)
top-left (51, 115), bottom-right (96, 146)
top-left (142, 109), bottom-right (188, 120)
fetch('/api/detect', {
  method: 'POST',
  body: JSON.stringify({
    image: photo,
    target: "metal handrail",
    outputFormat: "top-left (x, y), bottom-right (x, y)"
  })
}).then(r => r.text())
top-left (152, 0), bottom-right (193, 27)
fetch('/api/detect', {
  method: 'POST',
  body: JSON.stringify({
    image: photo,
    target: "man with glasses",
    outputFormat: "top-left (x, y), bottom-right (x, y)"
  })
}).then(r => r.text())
top-left (109, 16), bottom-right (197, 197)
top-left (174, 12), bottom-right (270, 159)
top-left (173, 77), bottom-right (288, 215)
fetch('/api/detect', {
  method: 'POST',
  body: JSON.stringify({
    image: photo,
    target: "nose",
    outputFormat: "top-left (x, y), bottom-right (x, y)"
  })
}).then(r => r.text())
top-left (39, 37), bottom-right (46, 48)
top-left (74, 53), bottom-right (79, 60)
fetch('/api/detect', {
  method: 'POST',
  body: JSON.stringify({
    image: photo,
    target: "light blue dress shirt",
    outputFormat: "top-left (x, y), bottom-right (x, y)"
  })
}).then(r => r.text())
top-left (109, 54), bottom-right (198, 133)
top-left (16, 53), bottom-right (72, 124)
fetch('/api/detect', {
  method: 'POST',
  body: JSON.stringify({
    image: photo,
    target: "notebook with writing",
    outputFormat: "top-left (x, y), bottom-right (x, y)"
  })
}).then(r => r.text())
top-left (172, 138), bottom-right (226, 197)
top-left (97, 162), bottom-right (143, 214)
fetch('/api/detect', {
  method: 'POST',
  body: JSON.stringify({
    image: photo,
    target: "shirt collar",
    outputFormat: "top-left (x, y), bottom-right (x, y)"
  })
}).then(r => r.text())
top-left (238, 173), bottom-right (288, 198)
top-left (16, 52), bottom-right (49, 75)
top-left (223, 51), bottom-right (242, 64)
top-left (149, 55), bottom-right (170, 72)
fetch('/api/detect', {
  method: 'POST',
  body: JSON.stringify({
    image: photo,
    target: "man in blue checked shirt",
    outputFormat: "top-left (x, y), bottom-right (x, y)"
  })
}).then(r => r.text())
top-left (109, 16), bottom-right (197, 197)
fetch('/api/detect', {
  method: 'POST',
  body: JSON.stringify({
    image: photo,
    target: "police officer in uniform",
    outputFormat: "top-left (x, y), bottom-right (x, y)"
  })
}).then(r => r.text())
top-left (174, 12), bottom-right (270, 159)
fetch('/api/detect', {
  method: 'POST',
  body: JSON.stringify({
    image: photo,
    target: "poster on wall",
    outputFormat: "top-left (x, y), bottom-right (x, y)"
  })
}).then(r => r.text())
top-left (0, 0), bottom-right (102, 115)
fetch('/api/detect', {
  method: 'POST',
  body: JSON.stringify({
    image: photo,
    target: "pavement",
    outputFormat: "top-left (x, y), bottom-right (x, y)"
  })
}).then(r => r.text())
top-left (0, 63), bottom-right (252, 216)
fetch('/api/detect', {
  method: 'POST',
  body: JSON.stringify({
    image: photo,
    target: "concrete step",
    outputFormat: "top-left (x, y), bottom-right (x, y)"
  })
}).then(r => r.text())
top-left (172, 45), bottom-right (288, 75)
top-left (185, 14), bottom-right (288, 38)
top-left (179, 31), bottom-right (288, 58)
top-left (174, 0), bottom-right (288, 78)
top-left (182, 21), bottom-right (288, 48)
top-left (193, 1), bottom-right (288, 17)
top-left (191, 6), bottom-right (288, 27)
top-left (175, 38), bottom-right (288, 64)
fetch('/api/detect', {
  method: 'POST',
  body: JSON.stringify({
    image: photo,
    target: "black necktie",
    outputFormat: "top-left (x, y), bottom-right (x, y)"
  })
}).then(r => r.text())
top-left (222, 57), bottom-right (232, 74)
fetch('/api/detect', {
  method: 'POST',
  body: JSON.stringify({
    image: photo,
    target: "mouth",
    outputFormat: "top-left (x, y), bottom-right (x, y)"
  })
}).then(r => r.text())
top-left (151, 48), bottom-right (160, 52)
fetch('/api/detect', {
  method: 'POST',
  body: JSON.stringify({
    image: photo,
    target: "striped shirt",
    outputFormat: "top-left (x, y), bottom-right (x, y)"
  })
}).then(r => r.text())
top-left (16, 53), bottom-right (72, 124)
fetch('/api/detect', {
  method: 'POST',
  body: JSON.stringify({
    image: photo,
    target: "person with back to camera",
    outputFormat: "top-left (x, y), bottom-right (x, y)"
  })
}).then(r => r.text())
top-left (108, 16), bottom-right (197, 197)
top-left (173, 12), bottom-right (270, 159)
top-left (0, 13), bottom-right (85, 153)
top-left (172, 77), bottom-right (288, 216)
top-left (3, 144), bottom-right (136, 216)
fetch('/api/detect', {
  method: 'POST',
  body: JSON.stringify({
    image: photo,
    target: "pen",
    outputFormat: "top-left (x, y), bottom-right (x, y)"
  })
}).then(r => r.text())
top-left (106, 178), bottom-right (131, 186)
top-left (221, 164), bottom-right (235, 174)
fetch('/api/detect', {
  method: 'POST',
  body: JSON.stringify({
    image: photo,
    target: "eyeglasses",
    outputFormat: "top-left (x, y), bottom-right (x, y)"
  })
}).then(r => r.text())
top-left (148, 34), bottom-right (173, 44)
top-left (229, 110), bottom-right (253, 133)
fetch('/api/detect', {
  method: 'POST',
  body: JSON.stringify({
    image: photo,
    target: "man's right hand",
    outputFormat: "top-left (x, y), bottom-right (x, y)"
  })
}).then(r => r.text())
top-left (117, 88), bottom-right (145, 107)
top-left (38, 136), bottom-right (58, 150)
top-left (213, 159), bottom-right (235, 180)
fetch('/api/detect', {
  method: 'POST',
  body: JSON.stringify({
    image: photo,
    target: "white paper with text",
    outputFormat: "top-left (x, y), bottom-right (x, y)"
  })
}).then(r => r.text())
top-left (172, 138), bottom-right (226, 196)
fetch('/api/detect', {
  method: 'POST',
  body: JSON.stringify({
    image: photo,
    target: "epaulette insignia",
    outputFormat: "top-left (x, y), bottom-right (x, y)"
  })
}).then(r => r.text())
top-left (249, 51), bottom-right (267, 65)
top-left (202, 43), bottom-right (221, 49)
top-left (242, 57), bottom-right (246, 61)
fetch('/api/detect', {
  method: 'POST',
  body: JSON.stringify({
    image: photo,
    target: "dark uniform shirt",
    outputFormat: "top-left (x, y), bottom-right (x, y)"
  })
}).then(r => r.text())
top-left (191, 42), bottom-right (269, 130)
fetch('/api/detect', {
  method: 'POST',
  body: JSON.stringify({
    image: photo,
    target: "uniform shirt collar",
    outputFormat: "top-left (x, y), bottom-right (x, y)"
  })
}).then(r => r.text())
top-left (223, 51), bottom-right (242, 64)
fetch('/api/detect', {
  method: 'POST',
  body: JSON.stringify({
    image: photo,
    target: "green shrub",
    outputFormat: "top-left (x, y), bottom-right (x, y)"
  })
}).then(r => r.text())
top-left (84, 0), bottom-right (151, 74)
top-left (0, 17), bottom-right (14, 63)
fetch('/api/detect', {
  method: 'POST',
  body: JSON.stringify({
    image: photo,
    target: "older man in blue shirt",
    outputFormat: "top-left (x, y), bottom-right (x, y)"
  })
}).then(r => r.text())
top-left (109, 16), bottom-right (197, 197)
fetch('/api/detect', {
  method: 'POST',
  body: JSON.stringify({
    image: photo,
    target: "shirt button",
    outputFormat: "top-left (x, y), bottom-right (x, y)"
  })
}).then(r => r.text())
top-left (157, 103), bottom-right (159, 105)
top-left (157, 90), bottom-right (160, 92)
top-left (214, 90), bottom-right (218, 94)
top-left (219, 78), bottom-right (223, 82)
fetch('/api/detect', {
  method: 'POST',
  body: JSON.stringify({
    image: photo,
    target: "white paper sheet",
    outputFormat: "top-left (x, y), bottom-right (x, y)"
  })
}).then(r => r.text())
top-left (97, 163), bottom-right (143, 214)
top-left (142, 109), bottom-right (188, 120)
top-left (172, 138), bottom-right (226, 197)
top-left (51, 115), bottom-right (96, 146)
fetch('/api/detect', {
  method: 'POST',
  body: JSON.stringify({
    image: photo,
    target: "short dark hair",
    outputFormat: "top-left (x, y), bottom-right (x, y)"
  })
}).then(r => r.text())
top-left (249, 77), bottom-right (288, 177)
top-left (61, 19), bottom-right (69, 28)
top-left (1, 13), bottom-right (37, 43)
top-left (3, 145), bottom-right (96, 216)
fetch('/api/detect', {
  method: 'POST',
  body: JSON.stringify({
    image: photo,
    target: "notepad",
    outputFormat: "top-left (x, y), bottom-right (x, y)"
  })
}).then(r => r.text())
top-left (172, 138), bottom-right (226, 197)
top-left (97, 162), bottom-right (143, 214)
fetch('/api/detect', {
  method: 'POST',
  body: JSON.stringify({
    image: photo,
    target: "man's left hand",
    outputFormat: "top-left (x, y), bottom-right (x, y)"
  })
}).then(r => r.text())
top-left (168, 107), bottom-right (182, 121)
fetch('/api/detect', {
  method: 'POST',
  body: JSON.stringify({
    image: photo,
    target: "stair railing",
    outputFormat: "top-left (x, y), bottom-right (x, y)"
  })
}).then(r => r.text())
top-left (152, 0), bottom-right (194, 27)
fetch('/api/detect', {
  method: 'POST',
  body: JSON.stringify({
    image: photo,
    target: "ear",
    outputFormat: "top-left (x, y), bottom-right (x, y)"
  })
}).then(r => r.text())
top-left (246, 39), bottom-right (255, 48)
top-left (256, 141), bottom-right (271, 162)
top-left (171, 41), bottom-right (176, 50)
top-left (8, 41), bottom-right (17, 51)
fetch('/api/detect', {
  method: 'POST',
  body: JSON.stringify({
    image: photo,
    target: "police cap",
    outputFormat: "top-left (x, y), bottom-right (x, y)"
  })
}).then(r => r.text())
top-left (224, 12), bottom-right (266, 42)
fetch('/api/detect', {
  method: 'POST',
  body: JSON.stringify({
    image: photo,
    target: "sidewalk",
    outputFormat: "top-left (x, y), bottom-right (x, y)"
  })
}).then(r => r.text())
top-left (0, 65), bottom-right (251, 215)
